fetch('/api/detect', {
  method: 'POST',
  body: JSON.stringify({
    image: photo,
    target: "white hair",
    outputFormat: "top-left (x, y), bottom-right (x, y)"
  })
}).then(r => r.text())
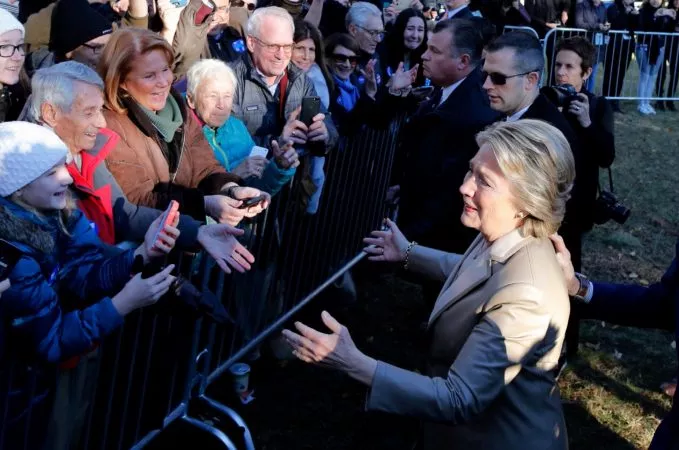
top-left (30, 61), bottom-right (104, 122)
top-left (246, 6), bottom-right (294, 38)
top-left (345, 2), bottom-right (382, 29)
top-left (186, 59), bottom-right (238, 99)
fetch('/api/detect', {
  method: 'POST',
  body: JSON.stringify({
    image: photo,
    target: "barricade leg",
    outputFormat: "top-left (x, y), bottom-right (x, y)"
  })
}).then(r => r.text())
top-left (197, 395), bottom-right (255, 450)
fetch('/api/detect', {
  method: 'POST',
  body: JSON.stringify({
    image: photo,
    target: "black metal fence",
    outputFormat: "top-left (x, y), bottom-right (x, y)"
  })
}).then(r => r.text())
top-left (0, 113), bottom-right (407, 450)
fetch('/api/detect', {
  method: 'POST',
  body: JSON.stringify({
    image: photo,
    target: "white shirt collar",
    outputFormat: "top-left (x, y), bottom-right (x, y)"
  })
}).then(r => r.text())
top-left (256, 68), bottom-right (283, 95)
top-left (506, 105), bottom-right (531, 122)
top-left (439, 76), bottom-right (467, 106)
top-left (447, 4), bottom-right (469, 17)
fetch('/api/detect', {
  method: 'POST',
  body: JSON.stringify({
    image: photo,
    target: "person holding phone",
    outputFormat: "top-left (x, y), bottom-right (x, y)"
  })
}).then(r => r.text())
top-left (0, 122), bottom-right (179, 450)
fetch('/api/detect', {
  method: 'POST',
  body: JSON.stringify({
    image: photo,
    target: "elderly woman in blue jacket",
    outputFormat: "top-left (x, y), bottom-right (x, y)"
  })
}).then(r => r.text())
top-left (186, 59), bottom-right (300, 196)
top-left (0, 122), bottom-right (179, 450)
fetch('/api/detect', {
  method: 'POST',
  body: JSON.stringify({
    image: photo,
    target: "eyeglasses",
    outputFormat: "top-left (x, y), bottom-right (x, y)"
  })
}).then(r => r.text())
top-left (82, 43), bottom-right (105, 55)
top-left (331, 54), bottom-right (358, 66)
top-left (481, 69), bottom-right (540, 85)
top-left (0, 43), bottom-right (27, 58)
top-left (251, 36), bottom-right (293, 54)
top-left (356, 25), bottom-right (385, 40)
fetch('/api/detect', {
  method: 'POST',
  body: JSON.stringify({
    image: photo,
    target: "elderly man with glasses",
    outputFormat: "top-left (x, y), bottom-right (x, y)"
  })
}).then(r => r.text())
top-left (346, 1), bottom-right (386, 88)
top-left (230, 6), bottom-right (337, 155)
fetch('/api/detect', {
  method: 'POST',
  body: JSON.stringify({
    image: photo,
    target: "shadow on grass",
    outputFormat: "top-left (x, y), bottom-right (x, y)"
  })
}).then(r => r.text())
top-left (563, 401), bottom-right (638, 450)
top-left (569, 358), bottom-right (669, 427)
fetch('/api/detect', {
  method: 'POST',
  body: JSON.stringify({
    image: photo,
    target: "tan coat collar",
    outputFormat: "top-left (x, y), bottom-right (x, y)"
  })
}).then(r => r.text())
top-left (428, 228), bottom-right (532, 327)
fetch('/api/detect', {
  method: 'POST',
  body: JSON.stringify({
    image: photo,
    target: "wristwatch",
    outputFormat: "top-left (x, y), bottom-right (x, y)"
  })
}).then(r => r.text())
top-left (573, 272), bottom-right (592, 303)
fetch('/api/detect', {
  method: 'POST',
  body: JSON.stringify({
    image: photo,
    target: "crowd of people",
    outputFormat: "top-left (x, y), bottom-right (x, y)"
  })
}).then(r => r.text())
top-left (0, 0), bottom-right (676, 449)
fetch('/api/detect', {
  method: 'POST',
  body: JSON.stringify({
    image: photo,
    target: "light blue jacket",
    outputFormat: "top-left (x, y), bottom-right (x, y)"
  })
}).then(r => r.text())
top-left (202, 116), bottom-right (295, 196)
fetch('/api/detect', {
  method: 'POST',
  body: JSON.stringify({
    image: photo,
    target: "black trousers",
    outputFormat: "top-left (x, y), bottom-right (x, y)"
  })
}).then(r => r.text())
top-left (561, 225), bottom-right (583, 359)
top-left (603, 35), bottom-right (635, 98)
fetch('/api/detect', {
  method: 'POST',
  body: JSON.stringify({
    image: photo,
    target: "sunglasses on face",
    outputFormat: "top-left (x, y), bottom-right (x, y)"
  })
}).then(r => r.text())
top-left (481, 69), bottom-right (540, 85)
top-left (332, 54), bottom-right (358, 66)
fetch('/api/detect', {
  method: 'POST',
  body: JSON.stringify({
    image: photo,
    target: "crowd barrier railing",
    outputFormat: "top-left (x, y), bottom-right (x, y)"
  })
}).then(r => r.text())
top-left (0, 113), bottom-right (406, 450)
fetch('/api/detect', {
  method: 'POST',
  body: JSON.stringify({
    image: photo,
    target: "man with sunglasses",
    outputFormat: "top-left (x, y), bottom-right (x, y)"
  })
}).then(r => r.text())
top-left (483, 31), bottom-right (584, 369)
top-left (173, 0), bottom-right (248, 79)
top-left (395, 19), bottom-right (500, 284)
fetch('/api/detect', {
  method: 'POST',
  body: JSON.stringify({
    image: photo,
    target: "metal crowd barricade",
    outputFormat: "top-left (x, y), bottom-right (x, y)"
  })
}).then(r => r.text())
top-left (501, 25), bottom-right (540, 39)
top-left (0, 112), bottom-right (406, 450)
top-left (603, 30), bottom-right (679, 101)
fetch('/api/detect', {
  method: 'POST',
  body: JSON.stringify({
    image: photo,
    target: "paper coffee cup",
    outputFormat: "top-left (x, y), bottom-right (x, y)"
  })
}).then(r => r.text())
top-left (229, 363), bottom-right (251, 394)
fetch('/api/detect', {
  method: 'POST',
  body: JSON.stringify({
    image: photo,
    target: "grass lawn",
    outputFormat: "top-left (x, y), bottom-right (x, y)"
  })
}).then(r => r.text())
top-left (558, 102), bottom-right (678, 449)
top-left (239, 103), bottom-right (677, 450)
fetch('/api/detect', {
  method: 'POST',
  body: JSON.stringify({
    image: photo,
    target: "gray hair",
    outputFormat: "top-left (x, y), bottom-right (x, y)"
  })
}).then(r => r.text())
top-left (30, 61), bottom-right (104, 122)
top-left (345, 2), bottom-right (382, 29)
top-left (475, 119), bottom-right (575, 238)
top-left (246, 6), bottom-right (294, 39)
top-left (186, 59), bottom-right (238, 99)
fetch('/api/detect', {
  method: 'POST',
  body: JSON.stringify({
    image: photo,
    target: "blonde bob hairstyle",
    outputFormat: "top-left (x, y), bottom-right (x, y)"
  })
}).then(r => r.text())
top-left (97, 28), bottom-right (174, 114)
top-left (475, 119), bottom-right (575, 238)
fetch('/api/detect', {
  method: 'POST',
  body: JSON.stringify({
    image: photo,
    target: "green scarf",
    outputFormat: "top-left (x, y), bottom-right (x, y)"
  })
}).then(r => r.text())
top-left (140, 94), bottom-right (183, 143)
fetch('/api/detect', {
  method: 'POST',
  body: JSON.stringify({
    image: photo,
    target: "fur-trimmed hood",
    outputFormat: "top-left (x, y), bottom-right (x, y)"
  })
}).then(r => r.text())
top-left (0, 200), bottom-right (65, 255)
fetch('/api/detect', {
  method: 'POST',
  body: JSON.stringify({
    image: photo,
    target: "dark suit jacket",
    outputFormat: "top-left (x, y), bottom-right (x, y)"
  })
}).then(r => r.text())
top-left (443, 5), bottom-right (475, 19)
top-left (397, 66), bottom-right (502, 254)
top-left (585, 241), bottom-right (679, 450)
top-left (519, 94), bottom-right (584, 235)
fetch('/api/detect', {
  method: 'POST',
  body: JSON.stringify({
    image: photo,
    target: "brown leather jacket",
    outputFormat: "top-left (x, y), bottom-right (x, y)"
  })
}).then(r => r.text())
top-left (103, 91), bottom-right (241, 220)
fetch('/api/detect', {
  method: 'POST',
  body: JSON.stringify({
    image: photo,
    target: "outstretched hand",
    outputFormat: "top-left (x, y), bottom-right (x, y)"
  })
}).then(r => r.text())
top-left (282, 311), bottom-right (377, 385)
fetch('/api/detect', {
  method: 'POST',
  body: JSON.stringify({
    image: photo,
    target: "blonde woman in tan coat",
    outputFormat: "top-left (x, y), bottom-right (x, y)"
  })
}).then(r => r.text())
top-left (284, 119), bottom-right (576, 450)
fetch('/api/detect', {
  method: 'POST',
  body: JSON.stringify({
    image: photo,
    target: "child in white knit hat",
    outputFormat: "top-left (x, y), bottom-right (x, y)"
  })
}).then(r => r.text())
top-left (0, 8), bottom-right (26, 122)
top-left (0, 122), bottom-right (180, 449)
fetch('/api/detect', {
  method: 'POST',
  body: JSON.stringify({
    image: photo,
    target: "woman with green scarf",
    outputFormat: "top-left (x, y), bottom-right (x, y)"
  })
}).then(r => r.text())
top-left (98, 28), bottom-right (270, 226)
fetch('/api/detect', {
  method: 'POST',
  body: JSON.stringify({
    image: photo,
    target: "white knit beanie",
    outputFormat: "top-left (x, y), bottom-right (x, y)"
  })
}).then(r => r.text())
top-left (0, 122), bottom-right (69, 197)
top-left (0, 9), bottom-right (24, 38)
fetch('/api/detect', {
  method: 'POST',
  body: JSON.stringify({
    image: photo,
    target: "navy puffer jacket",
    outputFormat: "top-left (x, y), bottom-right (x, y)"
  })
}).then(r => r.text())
top-left (0, 197), bottom-right (135, 449)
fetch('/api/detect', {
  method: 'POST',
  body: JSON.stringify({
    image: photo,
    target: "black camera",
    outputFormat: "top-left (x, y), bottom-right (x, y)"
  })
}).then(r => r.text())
top-left (540, 84), bottom-right (579, 108)
top-left (593, 190), bottom-right (631, 225)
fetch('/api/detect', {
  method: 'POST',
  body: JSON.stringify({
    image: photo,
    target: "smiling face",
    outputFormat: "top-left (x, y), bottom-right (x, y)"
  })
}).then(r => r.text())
top-left (459, 143), bottom-right (521, 242)
top-left (292, 38), bottom-right (316, 72)
top-left (328, 45), bottom-right (357, 80)
top-left (403, 17), bottom-right (426, 51)
top-left (246, 15), bottom-right (294, 79)
top-left (187, 76), bottom-right (234, 128)
top-left (0, 29), bottom-right (25, 87)
top-left (16, 159), bottom-right (73, 211)
top-left (120, 49), bottom-right (173, 112)
top-left (49, 81), bottom-right (107, 154)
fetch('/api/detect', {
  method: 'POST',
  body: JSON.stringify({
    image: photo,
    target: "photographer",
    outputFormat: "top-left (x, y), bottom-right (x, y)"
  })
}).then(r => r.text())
top-left (549, 36), bottom-right (615, 359)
